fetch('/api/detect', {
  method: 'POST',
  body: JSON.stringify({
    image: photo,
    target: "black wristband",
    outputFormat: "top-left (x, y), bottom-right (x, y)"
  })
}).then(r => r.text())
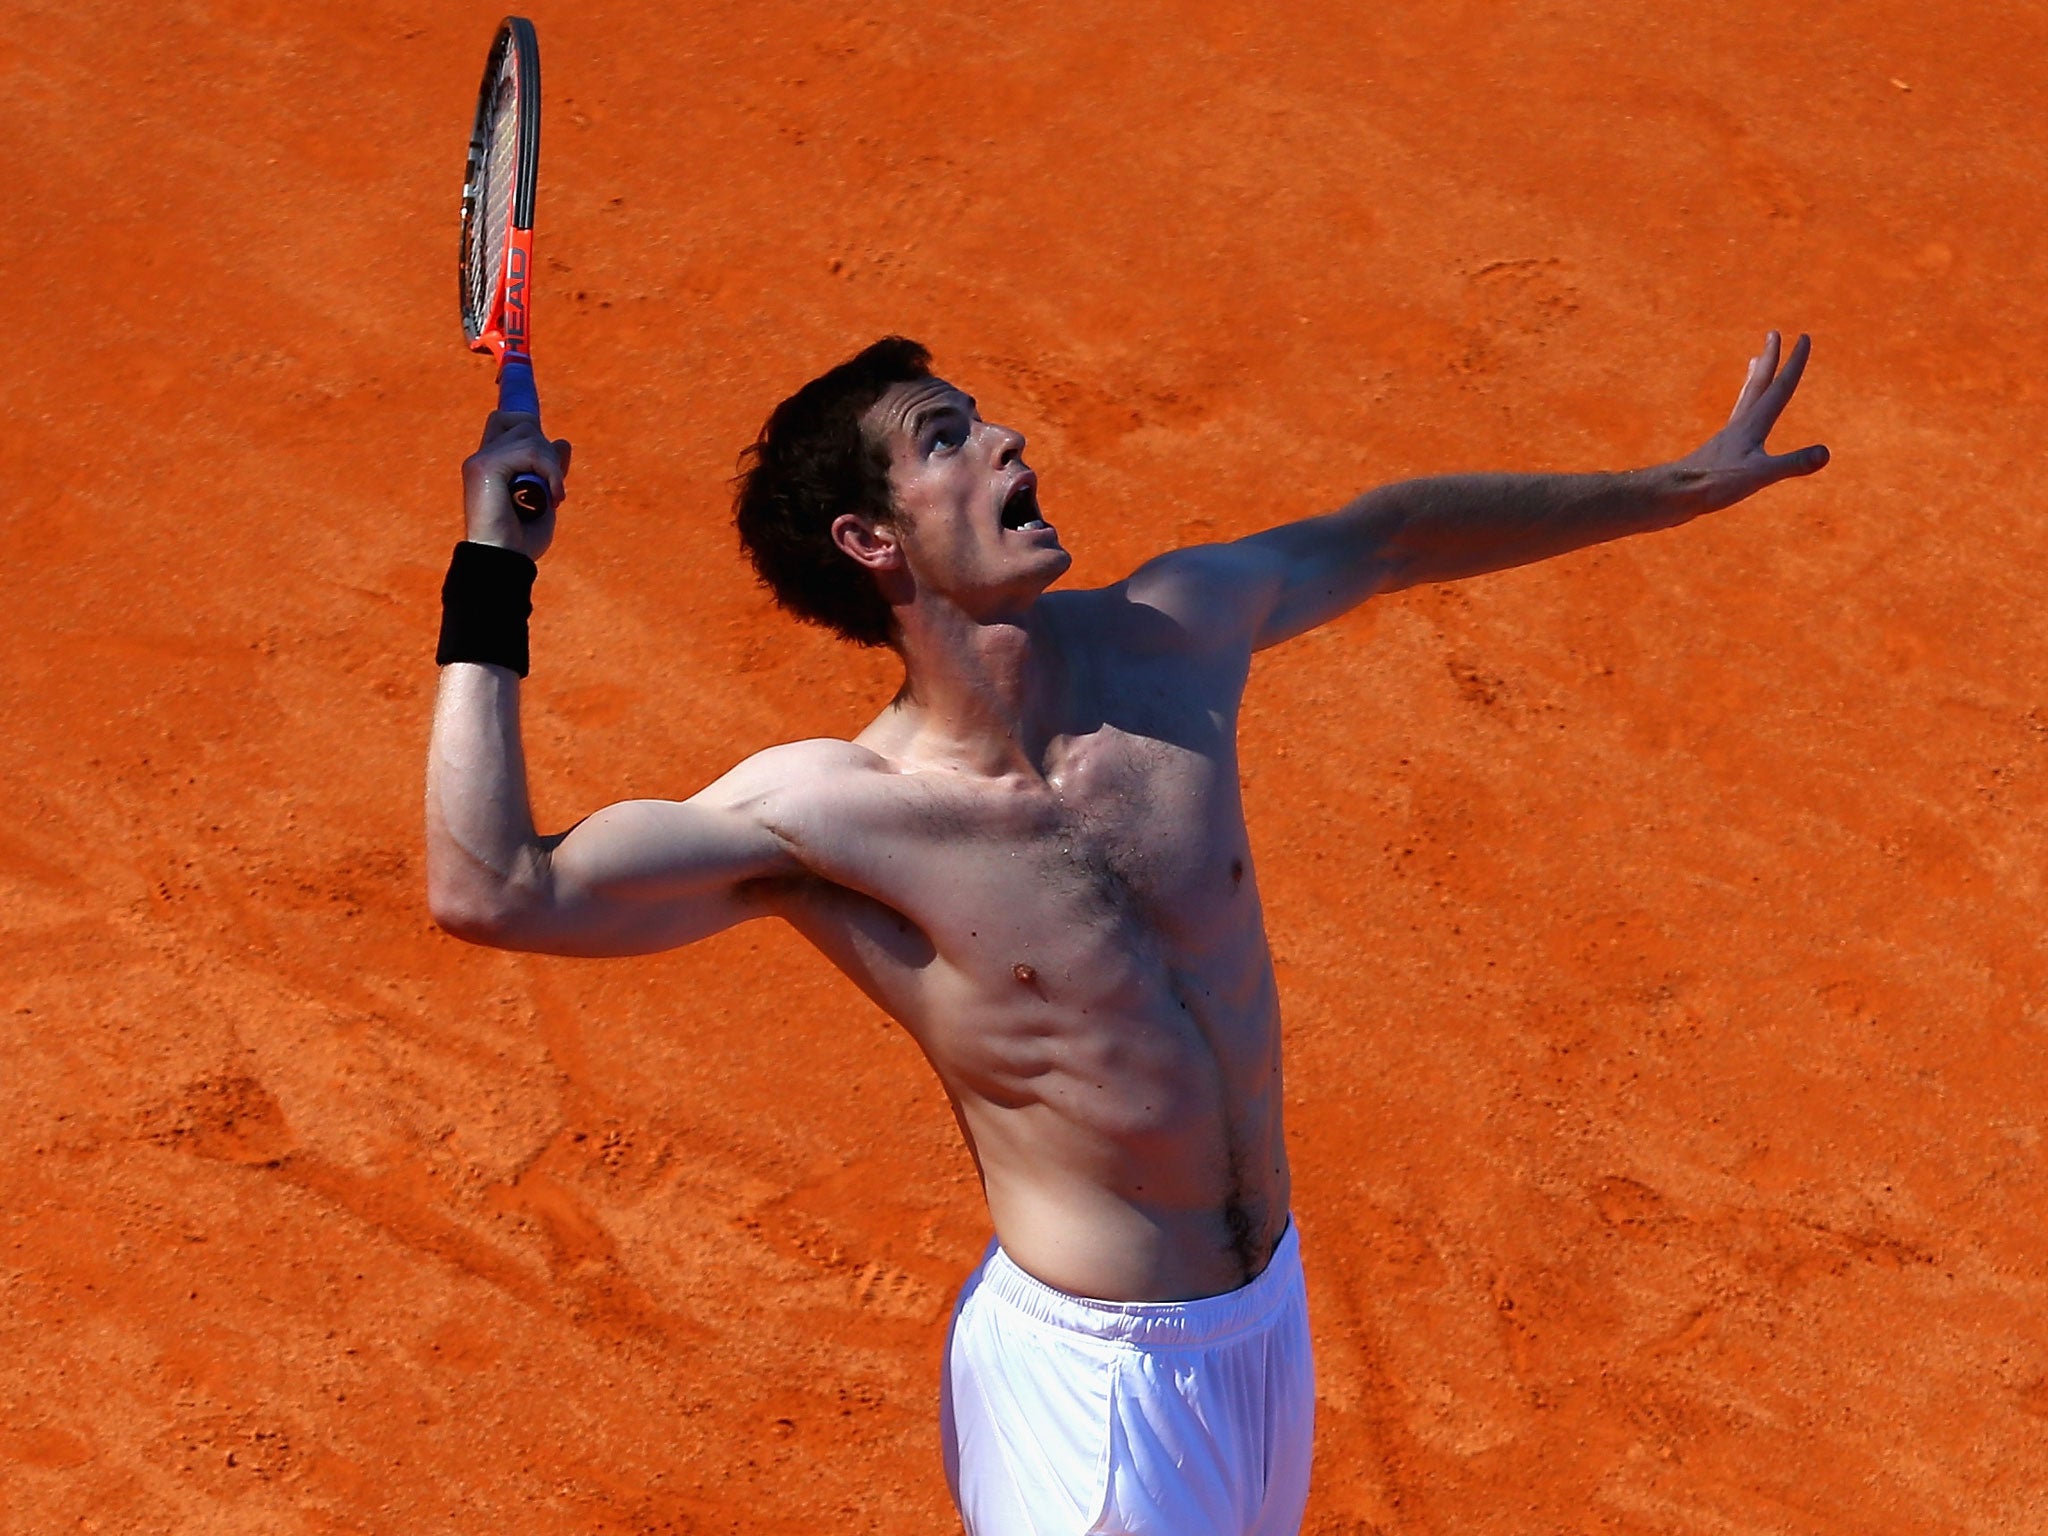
top-left (436, 541), bottom-right (538, 676)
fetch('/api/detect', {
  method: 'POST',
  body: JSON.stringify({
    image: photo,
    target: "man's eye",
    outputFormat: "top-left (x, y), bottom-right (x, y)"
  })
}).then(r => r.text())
top-left (932, 422), bottom-right (967, 451)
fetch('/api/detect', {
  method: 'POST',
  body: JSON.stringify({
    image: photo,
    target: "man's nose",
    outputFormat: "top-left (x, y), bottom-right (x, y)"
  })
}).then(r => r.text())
top-left (986, 422), bottom-right (1026, 462)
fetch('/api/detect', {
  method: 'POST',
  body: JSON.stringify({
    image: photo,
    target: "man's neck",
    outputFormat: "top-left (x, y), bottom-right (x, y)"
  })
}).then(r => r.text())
top-left (886, 598), bottom-right (1068, 777)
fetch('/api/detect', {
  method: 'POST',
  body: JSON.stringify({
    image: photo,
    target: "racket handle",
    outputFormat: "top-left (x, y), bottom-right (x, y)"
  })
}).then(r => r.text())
top-left (496, 355), bottom-right (551, 523)
top-left (507, 471), bottom-right (551, 523)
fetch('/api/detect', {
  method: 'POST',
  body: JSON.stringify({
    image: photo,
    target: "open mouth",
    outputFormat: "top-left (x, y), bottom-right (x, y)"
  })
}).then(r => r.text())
top-left (999, 481), bottom-right (1048, 531)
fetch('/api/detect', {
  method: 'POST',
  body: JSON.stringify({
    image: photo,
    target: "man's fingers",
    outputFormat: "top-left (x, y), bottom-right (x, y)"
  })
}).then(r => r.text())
top-left (1750, 332), bottom-right (1812, 436)
top-left (473, 415), bottom-right (563, 469)
top-left (480, 409), bottom-right (528, 447)
top-left (1727, 331), bottom-right (1781, 425)
top-left (1772, 442), bottom-right (1830, 477)
top-left (553, 438), bottom-right (573, 503)
top-left (479, 408), bottom-right (552, 449)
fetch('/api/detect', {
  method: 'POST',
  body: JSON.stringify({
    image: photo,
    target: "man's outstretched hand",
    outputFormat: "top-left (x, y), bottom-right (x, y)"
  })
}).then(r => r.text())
top-left (462, 411), bottom-right (571, 560)
top-left (1667, 332), bottom-right (1830, 516)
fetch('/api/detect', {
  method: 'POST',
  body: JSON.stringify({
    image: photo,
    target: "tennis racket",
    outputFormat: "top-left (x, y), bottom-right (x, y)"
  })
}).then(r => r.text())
top-left (459, 16), bottom-right (551, 522)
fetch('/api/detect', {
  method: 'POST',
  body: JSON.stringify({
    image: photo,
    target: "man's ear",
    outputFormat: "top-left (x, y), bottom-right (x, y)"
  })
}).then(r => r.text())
top-left (831, 512), bottom-right (902, 572)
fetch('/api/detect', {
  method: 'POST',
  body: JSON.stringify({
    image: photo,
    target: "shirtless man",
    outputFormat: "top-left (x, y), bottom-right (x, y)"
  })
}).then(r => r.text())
top-left (426, 332), bottom-right (1826, 1535)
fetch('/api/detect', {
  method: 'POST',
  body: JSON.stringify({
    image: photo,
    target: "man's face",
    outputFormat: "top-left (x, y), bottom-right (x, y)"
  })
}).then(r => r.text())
top-left (862, 377), bottom-right (1072, 615)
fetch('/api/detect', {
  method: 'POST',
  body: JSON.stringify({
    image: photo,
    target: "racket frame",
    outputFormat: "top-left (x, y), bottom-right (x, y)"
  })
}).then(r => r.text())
top-left (460, 16), bottom-right (542, 372)
top-left (458, 16), bottom-right (550, 520)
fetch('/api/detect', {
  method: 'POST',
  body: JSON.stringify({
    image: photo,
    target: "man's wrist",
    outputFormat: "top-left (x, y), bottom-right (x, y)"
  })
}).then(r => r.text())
top-left (437, 541), bottom-right (538, 677)
top-left (1636, 462), bottom-right (1709, 526)
top-left (461, 521), bottom-right (529, 555)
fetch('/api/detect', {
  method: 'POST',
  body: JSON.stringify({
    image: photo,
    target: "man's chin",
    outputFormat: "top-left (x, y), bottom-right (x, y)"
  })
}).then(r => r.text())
top-left (1002, 546), bottom-right (1072, 607)
top-left (1035, 544), bottom-right (1074, 583)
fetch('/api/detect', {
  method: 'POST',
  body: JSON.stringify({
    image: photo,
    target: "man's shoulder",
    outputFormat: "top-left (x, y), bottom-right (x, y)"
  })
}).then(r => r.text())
top-left (687, 737), bottom-right (891, 824)
top-left (1121, 539), bottom-right (1287, 610)
top-left (717, 736), bottom-right (893, 796)
top-left (713, 734), bottom-right (956, 878)
top-left (1047, 542), bottom-right (1277, 660)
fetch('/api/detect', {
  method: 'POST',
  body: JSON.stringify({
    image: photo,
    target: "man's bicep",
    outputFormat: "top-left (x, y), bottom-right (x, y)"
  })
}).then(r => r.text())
top-left (548, 797), bottom-right (791, 901)
top-left (515, 786), bottom-right (801, 956)
top-left (513, 800), bottom-right (789, 955)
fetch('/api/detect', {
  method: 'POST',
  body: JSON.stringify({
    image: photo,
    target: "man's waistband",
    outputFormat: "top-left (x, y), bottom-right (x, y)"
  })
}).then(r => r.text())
top-left (972, 1218), bottom-right (1302, 1348)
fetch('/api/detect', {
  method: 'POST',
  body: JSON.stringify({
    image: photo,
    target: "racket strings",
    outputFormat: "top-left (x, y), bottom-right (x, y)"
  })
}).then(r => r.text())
top-left (462, 49), bottom-right (523, 335)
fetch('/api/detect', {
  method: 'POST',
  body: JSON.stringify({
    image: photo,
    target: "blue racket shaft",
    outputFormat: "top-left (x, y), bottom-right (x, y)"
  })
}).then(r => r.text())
top-left (497, 355), bottom-right (552, 522)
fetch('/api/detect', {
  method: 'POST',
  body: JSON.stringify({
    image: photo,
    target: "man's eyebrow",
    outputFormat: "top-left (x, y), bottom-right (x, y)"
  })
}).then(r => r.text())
top-left (907, 393), bottom-right (976, 433)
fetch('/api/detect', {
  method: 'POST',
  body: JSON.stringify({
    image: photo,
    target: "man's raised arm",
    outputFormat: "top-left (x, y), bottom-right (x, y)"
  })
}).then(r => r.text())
top-left (1223, 332), bottom-right (1829, 649)
top-left (425, 413), bottom-right (803, 958)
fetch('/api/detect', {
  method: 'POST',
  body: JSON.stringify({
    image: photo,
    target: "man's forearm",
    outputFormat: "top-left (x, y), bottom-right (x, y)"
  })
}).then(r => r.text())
top-left (1360, 465), bottom-right (1693, 591)
top-left (1246, 335), bottom-right (1824, 645)
top-left (426, 662), bottom-right (547, 936)
top-left (427, 408), bottom-right (577, 940)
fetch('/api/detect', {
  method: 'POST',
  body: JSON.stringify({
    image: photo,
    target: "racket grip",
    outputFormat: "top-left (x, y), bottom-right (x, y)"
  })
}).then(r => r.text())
top-left (498, 355), bottom-right (542, 417)
top-left (496, 355), bottom-right (551, 523)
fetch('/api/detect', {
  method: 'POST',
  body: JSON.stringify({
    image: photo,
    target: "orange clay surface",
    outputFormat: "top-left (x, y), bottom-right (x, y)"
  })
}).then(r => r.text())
top-left (6, 2), bottom-right (2048, 1531)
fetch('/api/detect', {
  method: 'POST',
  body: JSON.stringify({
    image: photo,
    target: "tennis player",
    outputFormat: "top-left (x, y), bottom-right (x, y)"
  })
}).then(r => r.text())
top-left (426, 332), bottom-right (1826, 1535)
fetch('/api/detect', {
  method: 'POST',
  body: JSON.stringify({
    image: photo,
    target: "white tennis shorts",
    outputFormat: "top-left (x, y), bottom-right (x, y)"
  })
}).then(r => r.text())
top-left (941, 1221), bottom-right (1314, 1536)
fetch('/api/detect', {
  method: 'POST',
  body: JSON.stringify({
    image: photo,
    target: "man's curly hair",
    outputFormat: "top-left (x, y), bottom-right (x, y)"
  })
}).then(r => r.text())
top-left (733, 336), bottom-right (934, 648)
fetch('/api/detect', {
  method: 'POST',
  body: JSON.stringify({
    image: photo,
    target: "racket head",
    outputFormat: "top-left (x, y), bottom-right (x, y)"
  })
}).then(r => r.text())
top-left (459, 17), bottom-right (541, 363)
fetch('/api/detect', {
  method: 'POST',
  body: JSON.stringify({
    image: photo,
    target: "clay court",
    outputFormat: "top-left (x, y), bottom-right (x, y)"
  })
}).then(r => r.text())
top-left (7, 0), bottom-right (2046, 1530)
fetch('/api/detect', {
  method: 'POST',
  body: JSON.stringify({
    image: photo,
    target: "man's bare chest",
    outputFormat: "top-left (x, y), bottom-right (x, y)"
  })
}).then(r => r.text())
top-left (1038, 724), bottom-right (1244, 925)
top-left (802, 715), bottom-right (1252, 964)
